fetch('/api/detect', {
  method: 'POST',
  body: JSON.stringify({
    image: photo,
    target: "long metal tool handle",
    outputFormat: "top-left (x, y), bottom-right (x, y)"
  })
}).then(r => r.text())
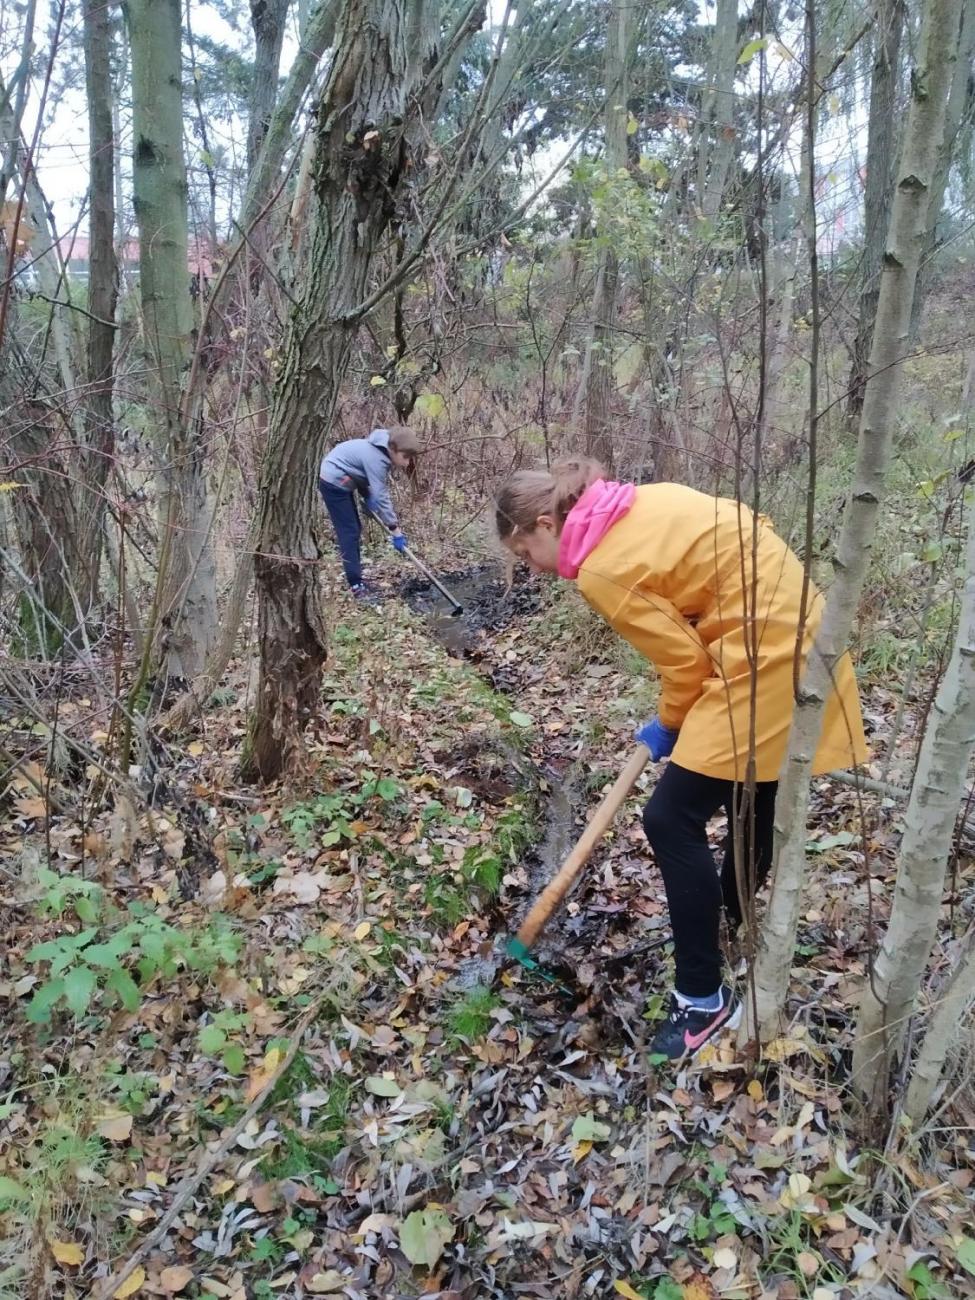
top-left (401, 542), bottom-right (464, 613)
top-left (512, 745), bottom-right (651, 952)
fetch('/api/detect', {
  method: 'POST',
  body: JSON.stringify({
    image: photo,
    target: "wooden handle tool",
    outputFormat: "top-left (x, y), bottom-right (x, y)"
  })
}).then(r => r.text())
top-left (507, 744), bottom-right (651, 962)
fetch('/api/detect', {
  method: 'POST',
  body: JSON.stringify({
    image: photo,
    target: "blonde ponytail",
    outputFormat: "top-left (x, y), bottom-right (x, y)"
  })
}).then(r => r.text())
top-left (495, 457), bottom-right (604, 539)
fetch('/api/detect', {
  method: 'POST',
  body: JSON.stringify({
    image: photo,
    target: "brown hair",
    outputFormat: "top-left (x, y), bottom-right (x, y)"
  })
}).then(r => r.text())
top-left (495, 457), bottom-right (604, 540)
top-left (388, 425), bottom-right (420, 458)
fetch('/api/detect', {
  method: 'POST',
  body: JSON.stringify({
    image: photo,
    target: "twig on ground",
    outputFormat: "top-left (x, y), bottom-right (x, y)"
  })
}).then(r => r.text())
top-left (91, 996), bottom-right (324, 1300)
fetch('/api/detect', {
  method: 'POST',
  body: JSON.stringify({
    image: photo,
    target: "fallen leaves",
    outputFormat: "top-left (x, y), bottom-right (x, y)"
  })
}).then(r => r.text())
top-left (570, 1112), bottom-right (612, 1142)
top-left (158, 1266), bottom-right (194, 1293)
top-left (6, 574), bottom-right (975, 1300)
top-left (113, 1266), bottom-right (146, 1297)
top-left (96, 1109), bottom-right (134, 1143)
top-left (399, 1206), bottom-right (454, 1267)
top-left (50, 1240), bottom-right (84, 1266)
top-left (364, 1074), bottom-right (401, 1097)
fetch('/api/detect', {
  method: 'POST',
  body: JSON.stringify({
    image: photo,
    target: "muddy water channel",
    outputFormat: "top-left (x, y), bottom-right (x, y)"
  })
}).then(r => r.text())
top-left (398, 564), bottom-right (543, 658)
top-left (400, 565), bottom-right (666, 1042)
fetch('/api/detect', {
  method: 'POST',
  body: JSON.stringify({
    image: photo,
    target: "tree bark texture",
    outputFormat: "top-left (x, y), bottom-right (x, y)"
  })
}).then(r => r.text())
top-left (248, 0), bottom-right (291, 170)
top-left (242, 0), bottom-right (441, 782)
top-left (741, 0), bottom-right (964, 1046)
top-left (848, 0), bottom-right (905, 415)
top-left (903, 924), bottom-right (975, 1126)
top-left (578, 0), bottom-right (632, 470)
top-left (240, 0), bottom-right (338, 230)
top-left (6, 405), bottom-right (85, 653)
top-left (81, 0), bottom-right (119, 608)
top-left (0, 71), bottom-right (84, 427)
top-left (126, 0), bottom-right (216, 684)
top-left (909, 0), bottom-right (975, 340)
top-left (850, 388), bottom-right (975, 1127)
top-left (697, 0), bottom-right (739, 219)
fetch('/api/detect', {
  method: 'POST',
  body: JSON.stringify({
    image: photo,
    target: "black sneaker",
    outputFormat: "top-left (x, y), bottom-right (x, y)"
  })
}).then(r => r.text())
top-left (350, 583), bottom-right (381, 606)
top-left (649, 986), bottom-right (742, 1061)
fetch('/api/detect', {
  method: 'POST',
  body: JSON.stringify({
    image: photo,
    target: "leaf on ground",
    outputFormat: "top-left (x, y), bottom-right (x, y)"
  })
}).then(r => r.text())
top-left (508, 711), bottom-right (533, 727)
top-left (306, 1272), bottom-right (347, 1293)
top-left (681, 1276), bottom-right (717, 1300)
top-left (159, 1266), bottom-right (194, 1292)
top-left (571, 1113), bottom-right (611, 1142)
top-left (97, 1109), bottom-right (134, 1142)
top-left (797, 1251), bottom-right (820, 1277)
top-left (399, 1206), bottom-right (454, 1267)
top-left (365, 1075), bottom-right (401, 1097)
top-left (614, 1283), bottom-right (645, 1299)
top-left (50, 1239), bottom-right (84, 1266)
top-left (958, 1237), bottom-right (975, 1275)
top-left (113, 1267), bottom-right (146, 1297)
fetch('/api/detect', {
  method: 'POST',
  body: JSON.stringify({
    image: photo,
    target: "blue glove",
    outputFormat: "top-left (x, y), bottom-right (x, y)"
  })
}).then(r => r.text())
top-left (392, 533), bottom-right (408, 553)
top-left (635, 718), bottom-right (679, 761)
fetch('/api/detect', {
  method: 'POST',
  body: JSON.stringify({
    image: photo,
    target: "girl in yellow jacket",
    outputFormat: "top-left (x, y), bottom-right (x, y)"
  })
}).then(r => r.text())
top-left (496, 458), bottom-right (866, 1060)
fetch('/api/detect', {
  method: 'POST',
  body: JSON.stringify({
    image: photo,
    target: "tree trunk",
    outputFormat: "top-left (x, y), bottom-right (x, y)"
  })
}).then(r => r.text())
top-left (741, 0), bottom-right (964, 1046)
top-left (125, 0), bottom-right (217, 684)
top-left (6, 405), bottom-right (85, 654)
top-left (248, 0), bottom-right (291, 170)
top-left (850, 379), bottom-right (975, 1128)
top-left (81, 0), bottom-right (119, 610)
top-left (242, 0), bottom-right (442, 783)
top-left (697, 0), bottom-right (739, 219)
top-left (240, 0), bottom-right (338, 231)
top-left (903, 924), bottom-right (975, 1126)
top-left (0, 72), bottom-right (84, 426)
top-left (909, 0), bottom-right (975, 340)
top-left (576, 0), bottom-right (632, 470)
top-left (848, 0), bottom-right (905, 415)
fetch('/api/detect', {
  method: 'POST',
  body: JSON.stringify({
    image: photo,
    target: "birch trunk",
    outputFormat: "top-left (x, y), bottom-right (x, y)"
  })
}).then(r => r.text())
top-left (850, 397), bottom-right (975, 1125)
top-left (848, 0), bottom-right (905, 415)
top-left (697, 0), bottom-right (739, 219)
top-left (576, 0), bottom-right (632, 469)
top-left (81, 0), bottom-right (119, 609)
top-left (903, 926), bottom-right (975, 1125)
top-left (741, 0), bottom-right (964, 1045)
top-left (125, 0), bottom-right (216, 684)
top-left (242, 0), bottom-right (442, 782)
top-left (909, 0), bottom-right (975, 340)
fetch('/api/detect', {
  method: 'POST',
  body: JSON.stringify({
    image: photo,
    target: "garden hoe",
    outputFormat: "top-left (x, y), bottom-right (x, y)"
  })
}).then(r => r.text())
top-left (364, 505), bottom-right (464, 615)
top-left (506, 744), bottom-right (651, 985)
top-left (401, 542), bottom-right (464, 616)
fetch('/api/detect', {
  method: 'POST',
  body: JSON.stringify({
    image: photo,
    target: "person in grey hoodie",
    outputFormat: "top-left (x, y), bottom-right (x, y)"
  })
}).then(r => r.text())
top-left (319, 426), bottom-right (420, 595)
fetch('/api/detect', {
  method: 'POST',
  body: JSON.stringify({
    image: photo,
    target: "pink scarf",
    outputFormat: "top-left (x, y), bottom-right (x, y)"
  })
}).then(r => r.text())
top-left (558, 479), bottom-right (636, 579)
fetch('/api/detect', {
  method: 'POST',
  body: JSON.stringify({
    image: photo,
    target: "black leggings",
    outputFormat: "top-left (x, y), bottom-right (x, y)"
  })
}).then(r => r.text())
top-left (642, 762), bottom-right (777, 997)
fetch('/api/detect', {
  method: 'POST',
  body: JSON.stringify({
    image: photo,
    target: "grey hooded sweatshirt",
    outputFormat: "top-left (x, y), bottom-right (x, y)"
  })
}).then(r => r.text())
top-left (320, 428), bottom-right (398, 528)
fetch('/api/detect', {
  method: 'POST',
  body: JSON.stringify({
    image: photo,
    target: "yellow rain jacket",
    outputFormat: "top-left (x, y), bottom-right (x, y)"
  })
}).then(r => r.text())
top-left (575, 484), bottom-right (867, 782)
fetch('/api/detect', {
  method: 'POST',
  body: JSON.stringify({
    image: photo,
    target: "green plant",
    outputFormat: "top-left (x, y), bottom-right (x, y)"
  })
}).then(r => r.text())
top-left (103, 1063), bottom-right (157, 1114)
top-left (24, 904), bottom-right (240, 1024)
top-left (447, 986), bottom-right (501, 1041)
top-left (198, 1009), bottom-right (252, 1074)
top-left (423, 873), bottom-right (467, 927)
top-left (688, 1201), bottom-right (737, 1242)
top-left (460, 844), bottom-right (503, 896)
top-left (281, 776), bottom-right (404, 849)
top-left (33, 868), bottom-right (104, 923)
